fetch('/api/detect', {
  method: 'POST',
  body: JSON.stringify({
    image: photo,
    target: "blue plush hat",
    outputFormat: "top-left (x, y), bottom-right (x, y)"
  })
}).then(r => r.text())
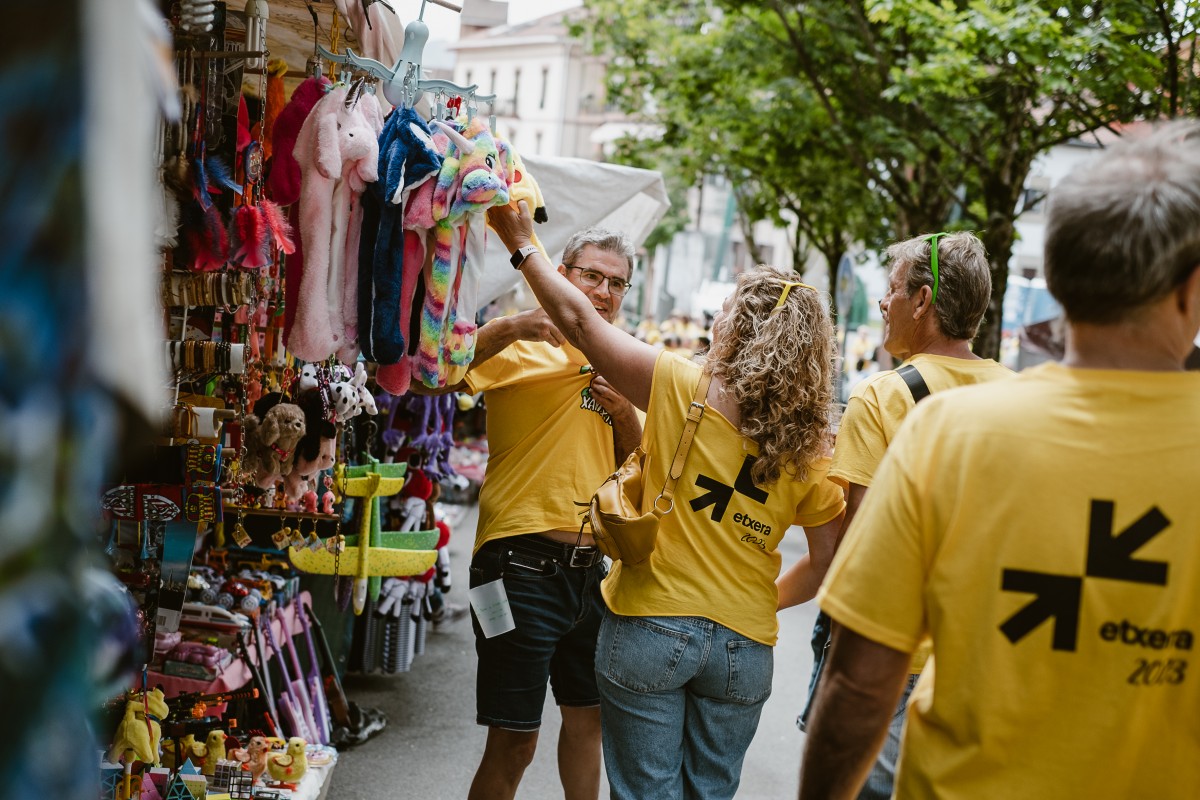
top-left (358, 107), bottom-right (443, 367)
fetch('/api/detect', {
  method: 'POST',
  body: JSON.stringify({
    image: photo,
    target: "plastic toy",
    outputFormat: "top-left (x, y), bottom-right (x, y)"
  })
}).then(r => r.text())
top-left (266, 737), bottom-right (308, 784)
top-left (288, 461), bottom-right (437, 614)
top-left (228, 732), bottom-right (271, 784)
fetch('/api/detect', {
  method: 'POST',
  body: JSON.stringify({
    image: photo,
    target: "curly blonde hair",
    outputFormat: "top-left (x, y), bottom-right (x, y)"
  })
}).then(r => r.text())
top-left (704, 265), bottom-right (837, 485)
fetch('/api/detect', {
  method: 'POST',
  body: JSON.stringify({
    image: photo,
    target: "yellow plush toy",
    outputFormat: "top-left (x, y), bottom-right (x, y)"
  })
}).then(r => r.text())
top-left (197, 729), bottom-right (228, 776)
top-left (159, 733), bottom-right (196, 769)
top-left (502, 143), bottom-right (549, 257)
top-left (108, 688), bottom-right (169, 765)
top-left (266, 737), bottom-right (308, 784)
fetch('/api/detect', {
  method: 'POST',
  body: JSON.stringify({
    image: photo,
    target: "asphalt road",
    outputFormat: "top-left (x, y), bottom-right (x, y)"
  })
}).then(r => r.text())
top-left (328, 502), bottom-right (818, 799)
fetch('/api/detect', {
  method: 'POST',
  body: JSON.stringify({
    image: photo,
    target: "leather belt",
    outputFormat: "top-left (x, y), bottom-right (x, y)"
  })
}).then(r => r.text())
top-left (503, 534), bottom-right (603, 569)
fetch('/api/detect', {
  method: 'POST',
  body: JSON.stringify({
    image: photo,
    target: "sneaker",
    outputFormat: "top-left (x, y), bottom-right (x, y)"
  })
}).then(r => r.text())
top-left (431, 602), bottom-right (470, 629)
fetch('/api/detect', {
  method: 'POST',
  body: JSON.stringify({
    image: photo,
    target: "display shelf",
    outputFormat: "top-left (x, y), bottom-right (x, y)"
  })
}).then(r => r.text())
top-left (224, 505), bottom-right (339, 523)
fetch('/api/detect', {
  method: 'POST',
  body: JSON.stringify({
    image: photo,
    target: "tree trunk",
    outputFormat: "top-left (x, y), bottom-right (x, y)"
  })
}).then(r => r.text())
top-left (976, 214), bottom-right (1015, 362)
top-left (819, 244), bottom-right (846, 322)
top-left (736, 207), bottom-right (766, 266)
top-left (975, 149), bottom-right (1034, 362)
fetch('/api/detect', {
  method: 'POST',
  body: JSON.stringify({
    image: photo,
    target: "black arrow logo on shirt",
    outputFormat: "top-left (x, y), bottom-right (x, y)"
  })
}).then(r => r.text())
top-left (999, 569), bottom-right (1083, 652)
top-left (690, 456), bottom-right (770, 523)
top-left (690, 475), bottom-right (734, 522)
top-left (733, 456), bottom-right (768, 503)
top-left (1085, 500), bottom-right (1169, 586)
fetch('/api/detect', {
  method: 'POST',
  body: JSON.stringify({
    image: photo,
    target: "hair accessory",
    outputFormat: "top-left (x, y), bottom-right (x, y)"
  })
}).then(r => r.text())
top-left (773, 279), bottom-right (817, 313)
top-left (923, 231), bottom-right (951, 304)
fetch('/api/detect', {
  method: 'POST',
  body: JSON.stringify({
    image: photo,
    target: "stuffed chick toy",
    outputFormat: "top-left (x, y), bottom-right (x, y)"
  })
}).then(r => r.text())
top-left (267, 736), bottom-right (308, 783)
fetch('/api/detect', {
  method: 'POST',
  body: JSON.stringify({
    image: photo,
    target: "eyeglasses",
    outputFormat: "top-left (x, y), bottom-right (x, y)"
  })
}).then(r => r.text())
top-left (564, 265), bottom-right (632, 296)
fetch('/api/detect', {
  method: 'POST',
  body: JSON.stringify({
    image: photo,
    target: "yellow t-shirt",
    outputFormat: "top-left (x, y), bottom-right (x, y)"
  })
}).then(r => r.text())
top-left (819, 363), bottom-right (1200, 800)
top-left (603, 352), bottom-right (844, 645)
top-left (833, 353), bottom-right (1013, 673)
top-left (831, 352), bottom-right (1014, 488)
top-left (465, 339), bottom-right (616, 552)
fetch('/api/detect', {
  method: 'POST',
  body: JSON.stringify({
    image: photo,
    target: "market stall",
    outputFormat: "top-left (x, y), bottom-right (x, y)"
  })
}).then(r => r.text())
top-left (91, 1), bottom-right (667, 798)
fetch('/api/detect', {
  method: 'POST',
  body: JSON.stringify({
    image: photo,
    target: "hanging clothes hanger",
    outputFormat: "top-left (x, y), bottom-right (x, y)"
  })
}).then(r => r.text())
top-left (360, 0), bottom-right (398, 30)
top-left (317, 0), bottom-right (491, 111)
top-left (305, 3), bottom-right (326, 78)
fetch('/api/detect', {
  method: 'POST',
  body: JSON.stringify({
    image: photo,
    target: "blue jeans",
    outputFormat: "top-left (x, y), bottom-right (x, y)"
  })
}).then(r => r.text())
top-left (470, 535), bottom-right (608, 731)
top-left (595, 610), bottom-right (774, 800)
top-left (858, 672), bottom-right (920, 800)
top-left (797, 610), bottom-right (833, 732)
top-left (800, 612), bottom-right (920, 799)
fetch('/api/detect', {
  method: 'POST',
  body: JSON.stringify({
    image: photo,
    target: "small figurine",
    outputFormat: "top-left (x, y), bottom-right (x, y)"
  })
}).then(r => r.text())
top-left (266, 736), bottom-right (308, 784)
top-left (196, 729), bottom-right (228, 776)
top-left (229, 732), bottom-right (270, 784)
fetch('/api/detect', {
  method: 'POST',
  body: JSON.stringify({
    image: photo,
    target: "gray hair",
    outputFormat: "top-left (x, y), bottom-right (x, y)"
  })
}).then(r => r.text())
top-left (562, 227), bottom-right (636, 278)
top-left (887, 232), bottom-right (992, 340)
top-left (1045, 121), bottom-right (1200, 324)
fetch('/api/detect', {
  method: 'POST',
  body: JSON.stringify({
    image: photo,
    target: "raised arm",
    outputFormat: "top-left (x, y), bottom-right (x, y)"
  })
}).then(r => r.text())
top-left (488, 201), bottom-right (659, 411)
top-left (408, 307), bottom-right (565, 396)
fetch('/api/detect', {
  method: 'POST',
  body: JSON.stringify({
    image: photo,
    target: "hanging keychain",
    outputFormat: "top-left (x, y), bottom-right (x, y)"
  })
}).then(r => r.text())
top-left (231, 508), bottom-right (252, 548)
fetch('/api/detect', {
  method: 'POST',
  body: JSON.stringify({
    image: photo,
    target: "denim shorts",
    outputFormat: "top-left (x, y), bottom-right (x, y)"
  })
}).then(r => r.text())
top-left (470, 535), bottom-right (609, 731)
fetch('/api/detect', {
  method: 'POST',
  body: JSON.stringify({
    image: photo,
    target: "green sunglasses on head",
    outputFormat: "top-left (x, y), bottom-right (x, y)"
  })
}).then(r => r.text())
top-left (924, 232), bottom-right (951, 304)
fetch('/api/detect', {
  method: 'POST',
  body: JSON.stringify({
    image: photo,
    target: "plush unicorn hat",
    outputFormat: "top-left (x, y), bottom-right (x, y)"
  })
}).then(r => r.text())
top-left (413, 115), bottom-right (513, 388)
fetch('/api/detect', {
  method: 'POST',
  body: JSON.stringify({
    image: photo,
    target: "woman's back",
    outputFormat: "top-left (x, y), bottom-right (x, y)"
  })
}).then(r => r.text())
top-left (601, 352), bottom-right (843, 646)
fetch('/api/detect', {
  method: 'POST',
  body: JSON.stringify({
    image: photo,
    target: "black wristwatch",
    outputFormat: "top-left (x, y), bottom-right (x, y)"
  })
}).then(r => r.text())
top-left (510, 244), bottom-right (539, 270)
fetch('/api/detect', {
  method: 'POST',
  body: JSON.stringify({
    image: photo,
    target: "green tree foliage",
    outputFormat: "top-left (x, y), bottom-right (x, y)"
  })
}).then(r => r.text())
top-left (581, 0), bottom-right (1199, 356)
top-left (575, 2), bottom-right (889, 319)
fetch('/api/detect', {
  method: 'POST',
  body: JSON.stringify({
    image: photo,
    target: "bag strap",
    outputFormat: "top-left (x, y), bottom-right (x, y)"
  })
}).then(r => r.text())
top-left (895, 364), bottom-right (932, 404)
top-left (653, 370), bottom-right (713, 514)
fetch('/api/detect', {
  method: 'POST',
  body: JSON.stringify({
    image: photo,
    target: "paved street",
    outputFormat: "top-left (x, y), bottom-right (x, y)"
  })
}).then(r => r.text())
top-left (329, 502), bottom-right (819, 799)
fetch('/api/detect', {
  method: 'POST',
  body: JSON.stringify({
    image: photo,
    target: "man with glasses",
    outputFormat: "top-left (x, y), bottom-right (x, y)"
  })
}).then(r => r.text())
top-left (453, 226), bottom-right (641, 800)
top-left (783, 231), bottom-right (1011, 799)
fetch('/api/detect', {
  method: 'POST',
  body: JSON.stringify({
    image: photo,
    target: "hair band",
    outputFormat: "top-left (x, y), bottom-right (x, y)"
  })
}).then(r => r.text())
top-left (773, 279), bottom-right (817, 313)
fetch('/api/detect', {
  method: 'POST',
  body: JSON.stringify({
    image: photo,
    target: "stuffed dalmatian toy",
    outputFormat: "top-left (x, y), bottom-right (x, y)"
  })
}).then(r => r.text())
top-left (330, 362), bottom-right (377, 420)
top-left (297, 361), bottom-right (377, 420)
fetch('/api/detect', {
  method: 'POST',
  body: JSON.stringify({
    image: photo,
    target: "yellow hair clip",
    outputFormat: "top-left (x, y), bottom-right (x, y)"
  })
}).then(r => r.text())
top-left (773, 279), bottom-right (816, 312)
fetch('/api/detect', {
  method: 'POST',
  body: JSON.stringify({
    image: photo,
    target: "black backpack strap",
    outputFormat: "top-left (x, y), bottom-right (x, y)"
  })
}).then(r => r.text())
top-left (895, 364), bottom-right (932, 404)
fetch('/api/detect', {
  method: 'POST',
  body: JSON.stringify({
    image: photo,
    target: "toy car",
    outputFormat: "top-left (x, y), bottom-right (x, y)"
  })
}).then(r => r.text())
top-left (214, 578), bottom-right (268, 613)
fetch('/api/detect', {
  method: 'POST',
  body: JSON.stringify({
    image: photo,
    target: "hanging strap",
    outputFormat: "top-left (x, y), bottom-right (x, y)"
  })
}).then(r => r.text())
top-left (653, 370), bottom-right (713, 514)
top-left (895, 364), bottom-right (931, 404)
